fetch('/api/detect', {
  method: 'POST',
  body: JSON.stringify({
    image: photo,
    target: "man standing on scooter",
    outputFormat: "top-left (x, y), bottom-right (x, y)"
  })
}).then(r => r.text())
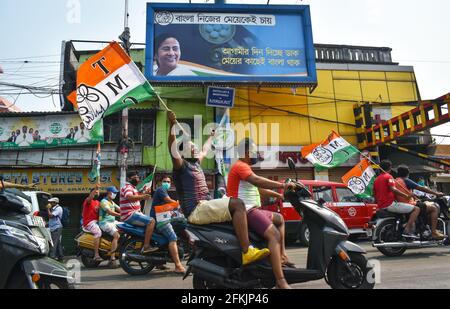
top-left (99, 186), bottom-right (121, 268)
top-left (227, 138), bottom-right (297, 289)
top-left (167, 110), bottom-right (270, 266)
top-left (395, 165), bottom-right (446, 240)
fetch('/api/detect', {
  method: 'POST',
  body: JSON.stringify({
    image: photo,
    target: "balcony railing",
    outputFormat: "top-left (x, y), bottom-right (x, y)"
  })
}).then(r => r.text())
top-left (314, 44), bottom-right (395, 64)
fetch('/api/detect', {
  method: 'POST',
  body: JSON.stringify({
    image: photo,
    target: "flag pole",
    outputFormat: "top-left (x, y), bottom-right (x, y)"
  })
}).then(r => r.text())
top-left (119, 0), bottom-right (131, 190)
top-left (97, 142), bottom-right (101, 186)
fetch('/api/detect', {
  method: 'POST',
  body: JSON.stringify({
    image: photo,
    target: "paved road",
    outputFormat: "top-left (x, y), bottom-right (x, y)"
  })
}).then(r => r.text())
top-left (76, 241), bottom-right (450, 289)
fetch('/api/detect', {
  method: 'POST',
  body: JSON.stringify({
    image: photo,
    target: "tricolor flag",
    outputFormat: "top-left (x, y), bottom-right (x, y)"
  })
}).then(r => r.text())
top-left (88, 142), bottom-right (101, 183)
top-left (341, 159), bottom-right (376, 198)
top-left (69, 42), bottom-right (155, 131)
top-left (301, 131), bottom-right (359, 171)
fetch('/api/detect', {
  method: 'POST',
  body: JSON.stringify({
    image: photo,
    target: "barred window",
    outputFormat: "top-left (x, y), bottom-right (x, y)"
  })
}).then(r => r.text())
top-left (103, 111), bottom-right (155, 146)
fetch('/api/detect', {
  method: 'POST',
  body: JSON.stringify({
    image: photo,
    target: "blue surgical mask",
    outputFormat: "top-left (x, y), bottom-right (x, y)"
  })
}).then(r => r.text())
top-left (162, 182), bottom-right (171, 191)
top-left (110, 193), bottom-right (117, 199)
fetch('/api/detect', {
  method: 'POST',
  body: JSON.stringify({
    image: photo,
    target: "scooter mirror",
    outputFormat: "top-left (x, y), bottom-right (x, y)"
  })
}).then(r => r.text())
top-left (287, 158), bottom-right (296, 171)
top-left (287, 158), bottom-right (299, 181)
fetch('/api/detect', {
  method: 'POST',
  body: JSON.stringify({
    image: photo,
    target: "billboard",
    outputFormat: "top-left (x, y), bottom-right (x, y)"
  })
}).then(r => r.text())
top-left (145, 3), bottom-right (317, 86)
top-left (0, 113), bottom-right (103, 150)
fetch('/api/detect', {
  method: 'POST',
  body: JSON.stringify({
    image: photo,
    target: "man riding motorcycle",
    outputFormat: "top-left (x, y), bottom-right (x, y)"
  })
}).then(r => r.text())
top-left (120, 171), bottom-right (158, 255)
top-left (227, 138), bottom-right (297, 289)
top-left (373, 160), bottom-right (420, 237)
top-left (395, 165), bottom-right (445, 240)
top-left (150, 176), bottom-right (185, 274)
top-left (167, 110), bottom-right (270, 266)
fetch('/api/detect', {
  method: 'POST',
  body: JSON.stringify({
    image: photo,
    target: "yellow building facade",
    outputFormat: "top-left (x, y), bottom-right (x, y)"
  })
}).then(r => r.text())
top-left (231, 66), bottom-right (419, 147)
top-left (229, 46), bottom-right (421, 181)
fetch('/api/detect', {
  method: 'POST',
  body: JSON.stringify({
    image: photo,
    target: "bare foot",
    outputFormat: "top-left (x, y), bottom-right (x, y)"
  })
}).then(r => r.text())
top-left (174, 266), bottom-right (186, 274)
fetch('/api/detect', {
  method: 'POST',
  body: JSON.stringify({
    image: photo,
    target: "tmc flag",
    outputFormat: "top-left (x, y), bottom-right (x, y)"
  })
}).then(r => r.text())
top-left (301, 131), bottom-right (359, 171)
top-left (341, 159), bottom-right (376, 198)
top-left (69, 42), bottom-right (155, 130)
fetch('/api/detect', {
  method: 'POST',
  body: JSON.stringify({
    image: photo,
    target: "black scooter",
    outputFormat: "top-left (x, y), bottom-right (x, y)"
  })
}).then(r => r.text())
top-left (183, 158), bottom-right (375, 289)
top-left (0, 177), bottom-right (73, 289)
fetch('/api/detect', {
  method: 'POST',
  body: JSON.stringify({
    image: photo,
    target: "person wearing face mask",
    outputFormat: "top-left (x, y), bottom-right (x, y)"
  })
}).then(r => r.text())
top-left (150, 176), bottom-right (185, 274)
top-left (227, 138), bottom-right (298, 289)
top-left (99, 186), bottom-right (121, 268)
top-left (82, 187), bottom-right (103, 262)
top-left (120, 171), bottom-right (158, 255)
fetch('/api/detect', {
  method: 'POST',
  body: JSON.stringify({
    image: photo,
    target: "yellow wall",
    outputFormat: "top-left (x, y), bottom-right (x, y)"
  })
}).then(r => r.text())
top-left (230, 68), bottom-right (419, 146)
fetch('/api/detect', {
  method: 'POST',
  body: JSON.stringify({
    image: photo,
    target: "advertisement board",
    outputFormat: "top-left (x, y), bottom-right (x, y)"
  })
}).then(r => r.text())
top-left (145, 3), bottom-right (317, 86)
top-left (0, 113), bottom-right (103, 150)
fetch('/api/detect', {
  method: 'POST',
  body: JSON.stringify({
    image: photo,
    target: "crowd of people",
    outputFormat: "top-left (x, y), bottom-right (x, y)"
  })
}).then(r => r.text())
top-left (3, 109), bottom-right (446, 289)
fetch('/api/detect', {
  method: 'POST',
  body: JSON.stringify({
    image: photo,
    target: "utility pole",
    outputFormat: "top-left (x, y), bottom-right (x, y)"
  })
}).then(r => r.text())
top-left (119, 0), bottom-right (131, 189)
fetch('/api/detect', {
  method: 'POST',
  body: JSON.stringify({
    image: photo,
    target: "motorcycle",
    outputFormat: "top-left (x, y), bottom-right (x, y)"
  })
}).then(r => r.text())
top-left (117, 217), bottom-right (190, 276)
top-left (371, 196), bottom-right (450, 257)
top-left (0, 177), bottom-right (73, 289)
top-left (182, 158), bottom-right (375, 289)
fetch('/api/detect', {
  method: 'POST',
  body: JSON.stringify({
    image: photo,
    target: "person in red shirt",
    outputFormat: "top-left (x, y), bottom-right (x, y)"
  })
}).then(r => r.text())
top-left (82, 187), bottom-right (102, 261)
top-left (373, 160), bottom-right (420, 237)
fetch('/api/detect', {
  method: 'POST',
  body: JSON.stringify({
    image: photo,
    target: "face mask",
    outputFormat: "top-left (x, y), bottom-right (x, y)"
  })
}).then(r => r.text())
top-left (162, 182), bottom-right (171, 191)
top-left (110, 193), bottom-right (117, 199)
top-left (418, 180), bottom-right (425, 186)
top-left (130, 179), bottom-right (139, 186)
top-left (249, 158), bottom-right (259, 165)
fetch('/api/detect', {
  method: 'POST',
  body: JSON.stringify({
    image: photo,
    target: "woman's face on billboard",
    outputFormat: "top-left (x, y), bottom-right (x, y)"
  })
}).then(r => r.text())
top-left (156, 38), bottom-right (180, 73)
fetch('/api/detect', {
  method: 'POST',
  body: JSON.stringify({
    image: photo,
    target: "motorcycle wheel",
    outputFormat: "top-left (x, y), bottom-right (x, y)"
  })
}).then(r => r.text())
top-left (327, 252), bottom-right (375, 289)
top-left (81, 255), bottom-right (101, 268)
top-left (375, 219), bottom-right (407, 257)
top-left (119, 238), bottom-right (154, 276)
top-left (37, 277), bottom-right (75, 289)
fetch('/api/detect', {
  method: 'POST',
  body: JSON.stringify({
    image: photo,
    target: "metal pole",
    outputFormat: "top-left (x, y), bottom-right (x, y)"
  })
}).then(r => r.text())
top-left (120, 0), bottom-right (130, 190)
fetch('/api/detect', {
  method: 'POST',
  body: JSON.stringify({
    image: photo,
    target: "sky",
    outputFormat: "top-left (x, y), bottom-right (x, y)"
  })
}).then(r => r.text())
top-left (1, 0), bottom-right (449, 143)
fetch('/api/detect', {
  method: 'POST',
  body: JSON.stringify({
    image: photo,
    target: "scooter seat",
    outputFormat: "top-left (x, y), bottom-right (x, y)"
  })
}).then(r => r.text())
top-left (188, 222), bottom-right (265, 243)
top-left (376, 209), bottom-right (404, 218)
